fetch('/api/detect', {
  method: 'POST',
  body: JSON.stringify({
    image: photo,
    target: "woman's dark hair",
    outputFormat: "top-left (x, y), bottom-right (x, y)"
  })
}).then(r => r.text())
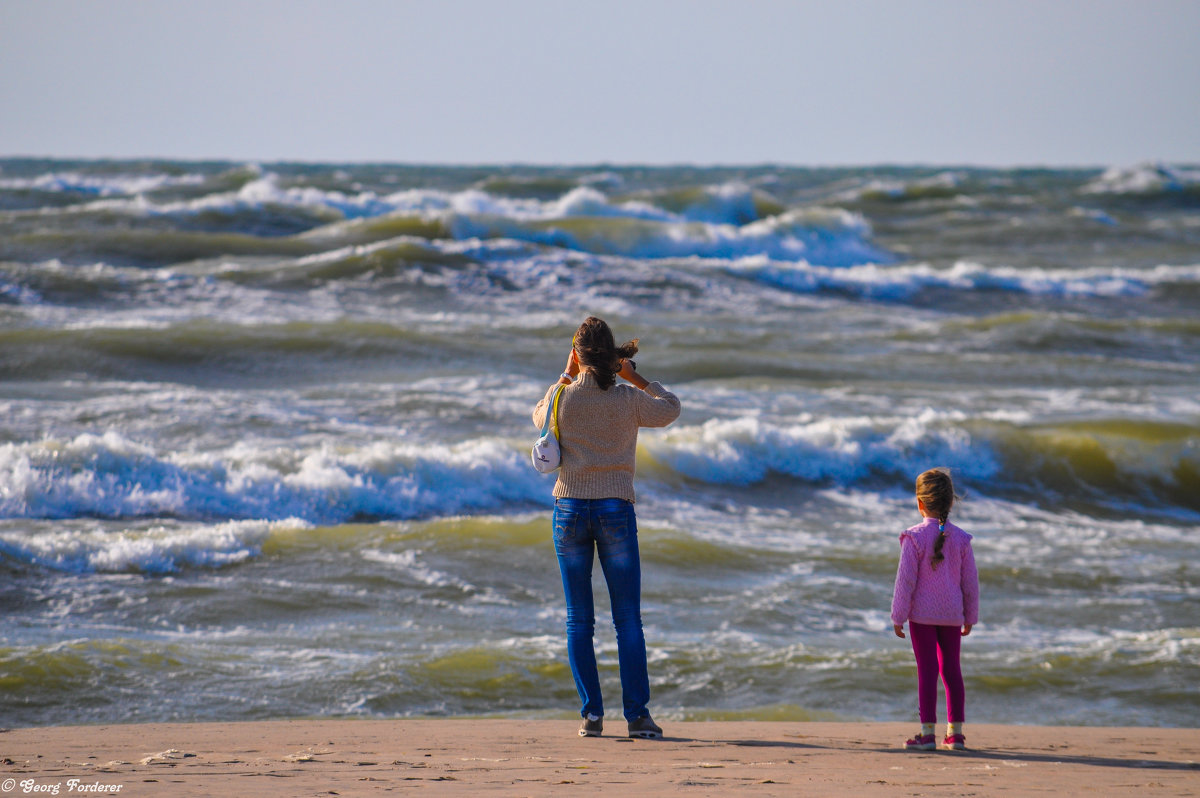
top-left (916, 467), bottom-right (955, 569)
top-left (574, 316), bottom-right (639, 391)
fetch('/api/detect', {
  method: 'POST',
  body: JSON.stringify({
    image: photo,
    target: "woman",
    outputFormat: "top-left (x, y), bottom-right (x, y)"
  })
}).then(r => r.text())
top-left (532, 316), bottom-right (681, 739)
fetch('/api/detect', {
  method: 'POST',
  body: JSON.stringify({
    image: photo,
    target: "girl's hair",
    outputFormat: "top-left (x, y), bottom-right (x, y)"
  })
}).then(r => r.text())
top-left (916, 467), bottom-right (956, 569)
top-left (574, 316), bottom-right (639, 391)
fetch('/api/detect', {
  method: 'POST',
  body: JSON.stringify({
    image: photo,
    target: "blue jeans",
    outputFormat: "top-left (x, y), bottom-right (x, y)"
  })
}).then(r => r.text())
top-left (552, 497), bottom-right (650, 722)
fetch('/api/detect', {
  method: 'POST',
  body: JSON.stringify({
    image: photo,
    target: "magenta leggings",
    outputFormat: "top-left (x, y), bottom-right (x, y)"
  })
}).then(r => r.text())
top-left (909, 621), bottom-right (965, 724)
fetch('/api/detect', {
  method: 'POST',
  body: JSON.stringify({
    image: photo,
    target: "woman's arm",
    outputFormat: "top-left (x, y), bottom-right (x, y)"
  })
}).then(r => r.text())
top-left (558, 348), bottom-right (580, 386)
top-left (620, 359), bottom-right (682, 427)
top-left (534, 348), bottom-right (581, 427)
top-left (618, 358), bottom-right (650, 390)
top-left (532, 383), bottom-right (557, 428)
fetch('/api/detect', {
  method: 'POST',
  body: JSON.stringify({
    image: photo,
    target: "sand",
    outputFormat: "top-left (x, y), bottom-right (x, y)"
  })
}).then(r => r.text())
top-left (2, 720), bottom-right (1197, 796)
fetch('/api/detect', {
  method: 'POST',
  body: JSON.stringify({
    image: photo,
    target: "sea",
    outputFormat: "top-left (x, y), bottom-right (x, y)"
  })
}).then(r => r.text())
top-left (1, 159), bottom-right (1197, 729)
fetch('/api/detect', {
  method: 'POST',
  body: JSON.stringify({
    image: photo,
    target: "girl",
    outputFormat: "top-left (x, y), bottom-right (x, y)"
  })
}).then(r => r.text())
top-left (533, 316), bottom-right (681, 739)
top-left (891, 467), bottom-right (980, 751)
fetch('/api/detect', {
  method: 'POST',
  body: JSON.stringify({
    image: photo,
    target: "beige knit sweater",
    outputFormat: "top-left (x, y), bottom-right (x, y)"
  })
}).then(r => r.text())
top-left (532, 370), bottom-right (681, 502)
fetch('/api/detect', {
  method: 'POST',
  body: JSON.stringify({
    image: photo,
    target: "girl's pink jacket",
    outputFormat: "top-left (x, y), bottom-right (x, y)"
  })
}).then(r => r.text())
top-left (890, 517), bottom-right (979, 627)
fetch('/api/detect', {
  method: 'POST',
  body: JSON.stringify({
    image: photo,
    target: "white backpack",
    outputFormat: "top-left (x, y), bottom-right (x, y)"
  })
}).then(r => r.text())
top-left (531, 383), bottom-right (565, 473)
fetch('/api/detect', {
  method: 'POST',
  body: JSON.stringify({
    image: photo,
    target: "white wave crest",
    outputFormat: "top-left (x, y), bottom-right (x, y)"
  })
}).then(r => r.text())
top-left (0, 171), bottom-right (205, 197)
top-left (165, 173), bottom-right (396, 220)
top-left (1081, 163), bottom-right (1200, 195)
top-left (361, 548), bottom-right (471, 590)
top-left (646, 411), bottom-right (999, 486)
top-left (730, 258), bottom-right (1200, 298)
top-left (0, 431), bottom-right (548, 524)
top-left (30, 171), bottom-right (889, 266)
top-left (842, 171), bottom-right (967, 202)
top-left (0, 518), bottom-right (306, 574)
top-left (450, 207), bottom-right (889, 265)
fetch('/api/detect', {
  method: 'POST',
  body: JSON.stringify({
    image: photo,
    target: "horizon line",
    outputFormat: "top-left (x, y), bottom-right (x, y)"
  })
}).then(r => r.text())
top-left (3, 153), bottom-right (1193, 171)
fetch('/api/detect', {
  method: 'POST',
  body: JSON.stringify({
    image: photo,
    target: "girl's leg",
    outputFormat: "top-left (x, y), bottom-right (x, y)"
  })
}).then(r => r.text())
top-left (908, 621), bottom-right (940, 724)
top-left (935, 625), bottom-right (965, 723)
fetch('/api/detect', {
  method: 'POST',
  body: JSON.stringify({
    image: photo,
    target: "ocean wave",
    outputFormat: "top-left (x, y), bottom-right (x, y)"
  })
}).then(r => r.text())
top-left (4, 170), bottom-right (892, 267)
top-left (0, 431), bottom-right (548, 524)
top-left (646, 410), bottom-right (999, 486)
top-left (844, 171), bottom-right (968, 203)
top-left (360, 548), bottom-right (472, 591)
top-left (648, 413), bottom-right (1200, 512)
top-left (450, 207), bottom-right (889, 265)
top-left (312, 182), bottom-right (865, 264)
top-left (992, 419), bottom-right (1200, 511)
top-left (475, 175), bottom-right (584, 200)
top-left (729, 258), bottom-right (1200, 298)
top-left (625, 183), bottom-right (787, 224)
top-left (0, 319), bottom-right (414, 381)
top-left (0, 171), bottom-right (206, 197)
top-left (1081, 163), bottom-right (1200, 197)
top-left (972, 628), bottom-right (1200, 696)
top-left (10, 173), bottom-right (372, 232)
top-left (0, 518), bottom-right (302, 574)
top-left (0, 226), bottom-right (320, 269)
top-left (207, 174), bottom-right (399, 220)
top-left (53, 177), bottom-right (753, 229)
top-left (339, 182), bottom-right (782, 228)
top-left (2, 409), bottom-right (1196, 526)
top-left (295, 193), bottom-right (888, 265)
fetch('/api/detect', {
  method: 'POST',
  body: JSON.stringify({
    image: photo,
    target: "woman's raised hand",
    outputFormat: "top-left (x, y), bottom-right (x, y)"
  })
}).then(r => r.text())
top-left (618, 358), bottom-right (650, 389)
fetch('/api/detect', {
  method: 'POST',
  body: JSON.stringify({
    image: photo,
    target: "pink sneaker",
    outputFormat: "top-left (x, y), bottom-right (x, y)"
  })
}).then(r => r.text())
top-left (942, 733), bottom-right (966, 751)
top-left (904, 732), bottom-right (936, 751)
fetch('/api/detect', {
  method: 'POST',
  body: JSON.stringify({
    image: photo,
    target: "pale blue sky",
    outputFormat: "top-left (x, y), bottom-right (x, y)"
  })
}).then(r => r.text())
top-left (2, 0), bottom-right (1197, 165)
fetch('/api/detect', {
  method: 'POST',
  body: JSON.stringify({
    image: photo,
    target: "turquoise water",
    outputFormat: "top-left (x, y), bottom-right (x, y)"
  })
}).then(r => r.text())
top-left (1, 160), bottom-right (1198, 727)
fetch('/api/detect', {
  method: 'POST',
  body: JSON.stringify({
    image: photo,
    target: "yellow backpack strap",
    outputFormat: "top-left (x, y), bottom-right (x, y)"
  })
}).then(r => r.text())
top-left (551, 383), bottom-right (564, 439)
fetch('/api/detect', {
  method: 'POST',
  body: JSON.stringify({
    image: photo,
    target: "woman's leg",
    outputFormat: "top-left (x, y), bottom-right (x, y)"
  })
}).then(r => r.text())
top-left (553, 498), bottom-right (603, 719)
top-left (908, 621), bottom-right (941, 724)
top-left (935, 625), bottom-right (965, 723)
top-left (594, 499), bottom-right (650, 722)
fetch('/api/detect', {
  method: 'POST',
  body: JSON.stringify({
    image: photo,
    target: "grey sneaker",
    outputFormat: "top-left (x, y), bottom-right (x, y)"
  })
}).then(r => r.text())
top-left (579, 716), bottom-right (603, 737)
top-left (627, 715), bottom-right (663, 739)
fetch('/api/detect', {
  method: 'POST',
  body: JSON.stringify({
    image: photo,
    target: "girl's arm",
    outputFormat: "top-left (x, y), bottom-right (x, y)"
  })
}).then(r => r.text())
top-left (890, 536), bottom-right (919, 632)
top-left (961, 539), bottom-right (980, 629)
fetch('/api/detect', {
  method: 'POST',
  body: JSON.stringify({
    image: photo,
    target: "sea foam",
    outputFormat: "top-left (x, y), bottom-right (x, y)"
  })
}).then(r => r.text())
top-left (0, 171), bottom-right (205, 197)
top-left (1081, 163), bottom-right (1200, 196)
top-left (0, 518), bottom-right (304, 574)
top-left (0, 431), bottom-right (548, 524)
top-left (28, 171), bottom-right (892, 268)
top-left (728, 258), bottom-right (1200, 298)
top-left (647, 411), bottom-right (999, 486)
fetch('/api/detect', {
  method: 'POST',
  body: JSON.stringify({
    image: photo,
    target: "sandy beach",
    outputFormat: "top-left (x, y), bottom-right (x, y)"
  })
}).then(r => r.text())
top-left (2, 720), bottom-right (1197, 796)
